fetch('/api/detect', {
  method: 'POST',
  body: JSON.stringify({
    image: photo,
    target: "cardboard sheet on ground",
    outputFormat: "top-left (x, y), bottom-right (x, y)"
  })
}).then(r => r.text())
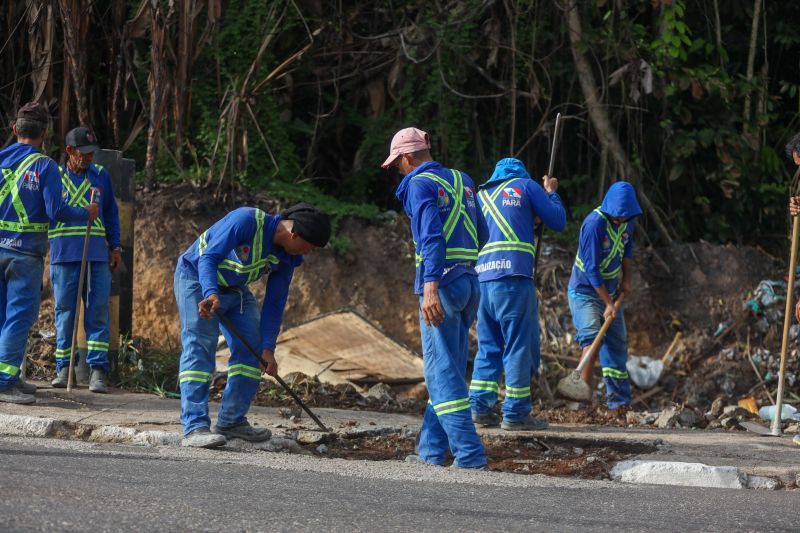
top-left (216, 311), bottom-right (423, 386)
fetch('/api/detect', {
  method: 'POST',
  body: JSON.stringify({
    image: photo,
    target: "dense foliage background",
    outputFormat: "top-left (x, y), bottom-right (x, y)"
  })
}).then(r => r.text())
top-left (2, 0), bottom-right (799, 247)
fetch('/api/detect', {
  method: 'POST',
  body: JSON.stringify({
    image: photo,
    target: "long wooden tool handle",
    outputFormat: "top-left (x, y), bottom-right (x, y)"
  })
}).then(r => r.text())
top-left (67, 190), bottom-right (97, 392)
top-left (214, 309), bottom-right (329, 432)
top-left (575, 294), bottom-right (625, 374)
top-left (534, 112), bottom-right (562, 282)
top-left (772, 214), bottom-right (800, 435)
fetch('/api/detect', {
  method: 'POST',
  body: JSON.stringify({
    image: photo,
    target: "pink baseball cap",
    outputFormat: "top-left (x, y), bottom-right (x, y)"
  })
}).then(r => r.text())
top-left (381, 127), bottom-right (431, 168)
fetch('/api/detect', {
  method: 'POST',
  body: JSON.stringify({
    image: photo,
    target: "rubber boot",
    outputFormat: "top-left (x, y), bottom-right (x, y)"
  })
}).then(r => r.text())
top-left (0, 385), bottom-right (35, 405)
top-left (51, 367), bottom-right (72, 388)
top-left (89, 369), bottom-right (108, 393)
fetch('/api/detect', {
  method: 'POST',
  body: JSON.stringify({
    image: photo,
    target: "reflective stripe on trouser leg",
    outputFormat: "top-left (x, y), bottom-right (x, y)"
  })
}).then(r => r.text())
top-left (470, 281), bottom-right (503, 415)
top-left (599, 303), bottom-right (630, 409)
top-left (216, 287), bottom-right (262, 429)
top-left (51, 263), bottom-right (80, 373)
top-left (418, 275), bottom-right (486, 468)
top-left (84, 261), bottom-right (112, 371)
top-left (495, 278), bottom-right (537, 421)
top-left (174, 270), bottom-right (218, 436)
top-left (0, 249), bottom-right (43, 389)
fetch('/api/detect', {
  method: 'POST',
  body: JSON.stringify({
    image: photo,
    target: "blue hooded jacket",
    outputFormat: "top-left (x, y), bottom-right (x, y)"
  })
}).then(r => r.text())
top-left (0, 142), bottom-right (89, 257)
top-left (49, 162), bottom-right (122, 263)
top-left (476, 158), bottom-right (566, 282)
top-left (177, 207), bottom-right (303, 351)
top-left (395, 160), bottom-right (488, 295)
top-left (569, 181), bottom-right (642, 296)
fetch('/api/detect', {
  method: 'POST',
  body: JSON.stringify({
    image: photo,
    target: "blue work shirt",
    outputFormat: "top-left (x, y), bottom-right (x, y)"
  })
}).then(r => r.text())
top-left (0, 142), bottom-right (89, 257)
top-left (569, 182), bottom-right (642, 296)
top-left (395, 160), bottom-right (488, 295)
top-left (476, 158), bottom-right (566, 282)
top-left (49, 162), bottom-right (121, 263)
top-left (177, 207), bottom-right (302, 351)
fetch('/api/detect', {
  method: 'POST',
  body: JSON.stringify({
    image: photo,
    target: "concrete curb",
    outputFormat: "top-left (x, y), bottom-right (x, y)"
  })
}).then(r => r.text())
top-left (611, 460), bottom-right (782, 490)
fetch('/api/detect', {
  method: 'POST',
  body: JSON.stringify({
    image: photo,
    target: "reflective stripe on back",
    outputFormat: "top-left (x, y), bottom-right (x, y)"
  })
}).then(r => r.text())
top-left (0, 152), bottom-right (49, 233)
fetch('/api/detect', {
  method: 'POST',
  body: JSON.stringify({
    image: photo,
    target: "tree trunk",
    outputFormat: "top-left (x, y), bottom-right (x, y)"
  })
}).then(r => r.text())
top-left (563, 0), bottom-right (673, 244)
top-left (57, 0), bottom-right (90, 127)
top-left (743, 0), bottom-right (762, 127)
top-left (145, 1), bottom-right (170, 189)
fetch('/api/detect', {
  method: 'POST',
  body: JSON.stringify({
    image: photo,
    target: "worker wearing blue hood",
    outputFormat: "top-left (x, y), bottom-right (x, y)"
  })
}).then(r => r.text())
top-left (469, 158), bottom-right (565, 431)
top-left (386, 127), bottom-right (488, 469)
top-left (0, 103), bottom-right (98, 405)
top-left (568, 181), bottom-right (642, 409)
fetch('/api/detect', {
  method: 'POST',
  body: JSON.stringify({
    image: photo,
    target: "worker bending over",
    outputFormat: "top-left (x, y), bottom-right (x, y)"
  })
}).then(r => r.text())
top-left (386, 127), bottom-right (489, 469)
top-left (568, 182), bottom-right (641, 410)
top-left (175, 203), bottom-right (330, 448)
top-left (469, 158), bottom-right (566, 430)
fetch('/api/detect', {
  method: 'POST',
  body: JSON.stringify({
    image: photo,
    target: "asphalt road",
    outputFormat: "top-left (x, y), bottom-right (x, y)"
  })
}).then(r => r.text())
top-left (0, 436), bottom-right (797, 532)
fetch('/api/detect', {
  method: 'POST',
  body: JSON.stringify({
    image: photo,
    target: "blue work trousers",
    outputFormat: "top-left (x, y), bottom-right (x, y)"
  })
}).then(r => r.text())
top-left (51, 261), bottom-right (112, 372)
top-left (470, 277), bottom-right (538, 421)
top-left (174, 270), bottom-right (263, 436)
top-left (0, 248), bottom-right (43, 390)
top-left (568, 289), bottom-right (630, 408)
top-left (418, 274), bottom-right (487, 468)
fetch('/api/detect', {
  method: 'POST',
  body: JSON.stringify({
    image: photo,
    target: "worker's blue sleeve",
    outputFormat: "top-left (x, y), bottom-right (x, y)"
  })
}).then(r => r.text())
top-left (260, 264), bottom-right (294, 351)
top-left (405, 178), bottom-right (445, 284)
top-left (624, 221), bottom-right (635, 258)
top-left (43, 163), bottom-right (90, 223)
top-left (100, 168), bottom-right (121, 249)
top-left (525, 180), bottom-right (567, 232)
top-left (578, 218), bottom-right (606, 289)
top-left (197, 211), bottom-right (256, 299)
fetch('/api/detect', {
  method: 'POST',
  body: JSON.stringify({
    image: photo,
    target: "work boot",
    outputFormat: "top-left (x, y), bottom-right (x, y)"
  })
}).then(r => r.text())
top-left (182, 427), bottom-right (227, 448)
top-left (472, 410), bottom-right (501, 427)
top-left (0, 385), bottom-right (36, 405)
top-left (88, 369), bottom-right (108, 393)
top-left (501, 415), bottom-right (549, 432)
top-left (51, 367), bottom-right (72, 388)
top-left (404, 454), bottom-right (441, 466)
top-left (16, 379), bottom-right (36, 394)
top-left (214, 421), bottom-right (271, 442)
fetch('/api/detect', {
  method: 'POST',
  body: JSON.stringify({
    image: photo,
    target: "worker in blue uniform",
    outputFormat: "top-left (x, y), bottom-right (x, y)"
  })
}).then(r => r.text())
top-left (50, 127), bottom-right (122, 393)
top-left (385, 127), bottom-right (489, 469)
top-left (469, 158), bottom-right (566, 430)
top-left (0, 103), bottom-right (98, 404)
top-left (175, 203), bottom-right (330, 448)
top-left (568, 182), bottom-right (641, 410)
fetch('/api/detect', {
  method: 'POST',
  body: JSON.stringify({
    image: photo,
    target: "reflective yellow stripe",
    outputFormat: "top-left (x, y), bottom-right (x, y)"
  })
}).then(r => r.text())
top-left (432, 397), bottom-right (471, 416)
top-left (505, 385), bottom-right (531, 398)
top-left (469, 379), bottom-right (499, 392)
top-left (199, 210), bottom-right (269, 286)
top-left (478, 178), bottom-right (520, 243)
top-left (179, 370), bottom-right (212, 384)
top-left (0, 153), bottom-right (48, 232)
top-left (574, 208), bottom-right (627, 279)
top-left (602, 367), bottom-right (629, 379)
top-left (479, 241), bottom-right (535, 256)
top-left (0, 362), bottom-right (20, 377)
top-left (48, 226), bottom-right (106, 238)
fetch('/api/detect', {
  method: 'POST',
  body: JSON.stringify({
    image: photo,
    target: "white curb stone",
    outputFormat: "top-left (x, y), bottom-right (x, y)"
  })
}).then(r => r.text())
top-left (0, 414), bottom-right (56, 437)
top-left (611, 460), bottom-right (745, 489)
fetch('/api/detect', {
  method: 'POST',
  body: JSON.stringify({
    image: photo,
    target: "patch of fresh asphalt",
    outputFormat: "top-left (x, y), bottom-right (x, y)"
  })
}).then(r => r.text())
top-left (0, 436), bottom-right (797, 532)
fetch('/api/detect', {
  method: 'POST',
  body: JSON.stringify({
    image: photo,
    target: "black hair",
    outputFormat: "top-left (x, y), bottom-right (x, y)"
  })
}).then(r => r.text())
top-left (14, 118), bottom-right (46, 140)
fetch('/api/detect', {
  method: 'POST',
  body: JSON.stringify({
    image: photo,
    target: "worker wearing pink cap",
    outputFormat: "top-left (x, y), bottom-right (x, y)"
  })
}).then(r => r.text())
top-left (386, 127), bottom-right (489, 469)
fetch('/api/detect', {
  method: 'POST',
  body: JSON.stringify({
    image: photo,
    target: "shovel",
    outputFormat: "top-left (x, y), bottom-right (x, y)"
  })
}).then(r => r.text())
top-left (557, 294), bottom-right (625, 401)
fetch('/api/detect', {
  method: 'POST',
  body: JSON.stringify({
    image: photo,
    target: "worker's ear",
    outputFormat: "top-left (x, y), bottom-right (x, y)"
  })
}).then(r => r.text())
top-left (793, 152), bottom-right (800, 166)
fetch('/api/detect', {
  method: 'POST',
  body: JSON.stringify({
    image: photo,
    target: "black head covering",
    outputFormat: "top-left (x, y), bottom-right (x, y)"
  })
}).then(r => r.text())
top-left (280, 203), bottom-right (331, 248)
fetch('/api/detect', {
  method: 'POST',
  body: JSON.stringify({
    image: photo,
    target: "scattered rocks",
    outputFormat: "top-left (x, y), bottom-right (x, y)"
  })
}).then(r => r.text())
top-left (722, 406), bottom-right (754, 419)
top-left (655, 406), bottom-right (681, 429)
top-left (316, 443), bottom-right (328, 454)
top-left (365, 383), bottom-right (397, 404)
top-left (279, 407), bottom-right (302, 419)
top-left (254, 437), bottom-right (308, 455)
top-left (745, 475), bottom-right (781, 490)
top-left (720, 417), bottom-right (741, 430)
top-left (710, 397), bottom-right (726, 418)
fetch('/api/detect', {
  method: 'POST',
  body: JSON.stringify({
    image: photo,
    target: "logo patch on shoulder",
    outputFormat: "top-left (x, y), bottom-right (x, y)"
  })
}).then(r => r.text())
top-left (602, 236), bottom-right (611, 249)
top-left (21, 171), bottom-right (40, 191)
top-left (501, 187), bottom-right (522, 207)
top-left (437, 187), bottom-right (450, 207)
top-left (235, 244), bottom-right (251, 261)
